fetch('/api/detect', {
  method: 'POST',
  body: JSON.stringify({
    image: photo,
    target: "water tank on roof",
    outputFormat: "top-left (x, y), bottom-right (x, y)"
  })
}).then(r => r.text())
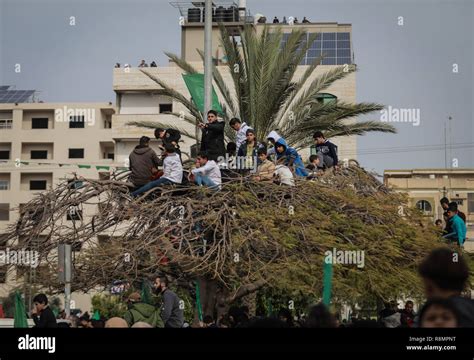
top-left (188, 8), bottom-right (201, 23)
top-left (224, 7), bottom-right (234, 22)
top-left (232, 6), bottom-right (240, 21)
top-left (215, 6), bottom-right (225, 22)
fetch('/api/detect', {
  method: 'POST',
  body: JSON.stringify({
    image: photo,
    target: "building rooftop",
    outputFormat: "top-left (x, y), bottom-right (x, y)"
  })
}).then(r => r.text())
top-left (385, 169), bottom-right (474, 175)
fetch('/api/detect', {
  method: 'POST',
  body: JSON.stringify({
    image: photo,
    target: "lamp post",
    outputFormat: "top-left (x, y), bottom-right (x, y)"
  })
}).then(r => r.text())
top-left (203, 0), bottom-right (213, 119)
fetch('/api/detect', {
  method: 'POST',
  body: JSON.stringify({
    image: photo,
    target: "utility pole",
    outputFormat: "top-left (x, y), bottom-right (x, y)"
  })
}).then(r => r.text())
top-left (203, 0), bottom-right (213, 120)
top-left (58, 244), bottom-right (72, 317)
top-left (444, 122), bottom-right (447, 168)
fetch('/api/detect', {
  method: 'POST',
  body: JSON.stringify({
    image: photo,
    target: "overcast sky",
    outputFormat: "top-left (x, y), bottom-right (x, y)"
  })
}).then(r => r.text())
top-left (0, 0), bottom-right (473, 174)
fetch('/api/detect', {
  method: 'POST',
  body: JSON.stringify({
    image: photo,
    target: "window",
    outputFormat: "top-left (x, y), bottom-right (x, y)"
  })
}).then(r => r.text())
top-left (159, 104), bottom-right (173, 113)
top-left (416, 200), bottom-right (432, 214)
top-left (468, 193), bottom-right (474, 213)
top-left (67, 206), bottom-right (83, 221)
top-left (0, 204), bottom-right (9, 221)
top-left (0, 180), bottom-right (8, 190)
top-left (30, 150), bottom-right (48, 159)
top-left (0, 119), bottom-right (12, 129)
top-left (30, 180), bottom-right (47, 190)
top-left (316, 93), bottom-right (337, 105)
top-left (69, 116), bottom-right (85, 128)
top-left (67, 179), bottom-right (83, 189)
top-left (0, 151), bottom-right (10, 160)
top-left (31, 118), bottom-right (49, 129)
top-left (107, 153), bottom-right (115, 160)
top-left (69, 148), bottom-right (84, 159)
top-left (99, 172), bottom-right (111, 181)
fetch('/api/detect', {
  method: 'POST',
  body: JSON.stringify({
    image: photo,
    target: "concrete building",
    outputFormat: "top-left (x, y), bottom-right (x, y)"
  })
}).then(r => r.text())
top-left (114, 14), bottom-right (357, 162)
top-left (0, 102), bottom-right (115, 310)
top-left (384, 169), bottom-right (474, 250)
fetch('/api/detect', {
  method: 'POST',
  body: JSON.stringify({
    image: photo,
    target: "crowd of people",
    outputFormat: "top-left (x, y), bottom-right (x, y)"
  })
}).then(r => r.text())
top-left (127, 110), bottom-right (340, 197)
top-left (126, 110), bottom-right (468, 249)
top-left (257, 16), bottom-right (312, 24)
top-left (28, 247), bottom-right (474, 328)
top-left (114, 60), bottom-right (158, 69)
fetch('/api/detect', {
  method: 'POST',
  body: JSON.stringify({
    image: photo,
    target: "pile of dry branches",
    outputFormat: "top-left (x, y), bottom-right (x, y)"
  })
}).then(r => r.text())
top-left (4, 164), bottom-right (443, 304)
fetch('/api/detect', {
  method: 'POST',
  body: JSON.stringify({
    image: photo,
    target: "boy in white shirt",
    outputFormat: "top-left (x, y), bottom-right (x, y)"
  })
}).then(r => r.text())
top-left (131, 144), bottom-right (183, 197)
top-left (189, 152), bottom-right (222, 191)
top-left (229, 118), bottom-right (252, 150)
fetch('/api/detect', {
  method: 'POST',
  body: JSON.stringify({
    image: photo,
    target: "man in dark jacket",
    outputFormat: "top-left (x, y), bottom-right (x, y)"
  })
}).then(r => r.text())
top-left (313, 131), bottom-right (338, 169)
top-left (418, 247), bottom-right (474, 327)
top-left (128, 136), bottom-right (160, 189)
top-left (198, 110), bottom-right (225, 162)
top-left (154, 128), bottom-right (182, 160)
top-left (31, 294), bottom-right (57, 328)
top-left (400, 300), bottom-right (415, 328)
top-left (154, 276), bottom-right (184, 328)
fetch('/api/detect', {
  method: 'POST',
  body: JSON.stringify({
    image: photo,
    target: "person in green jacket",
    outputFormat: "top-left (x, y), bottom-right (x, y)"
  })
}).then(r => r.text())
top-left (123, 292), bottom-right (164, 328)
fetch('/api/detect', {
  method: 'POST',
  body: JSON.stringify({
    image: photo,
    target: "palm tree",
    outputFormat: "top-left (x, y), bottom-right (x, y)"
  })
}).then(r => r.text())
top-left (128, 25), bottom-right (395, 151)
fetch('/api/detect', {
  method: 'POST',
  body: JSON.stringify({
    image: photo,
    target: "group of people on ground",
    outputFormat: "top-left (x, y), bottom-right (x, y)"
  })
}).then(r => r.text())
top-left (127, 110), bottom-right (340, 197)
top-left (30, 276), bottom-right (184, 329)
top-left (29, 247), bottom-right (474, 328)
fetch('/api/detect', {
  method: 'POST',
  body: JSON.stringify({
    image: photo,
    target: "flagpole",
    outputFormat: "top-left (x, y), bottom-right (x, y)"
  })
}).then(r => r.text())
top-left (203, 0), bottom-right (213, 120)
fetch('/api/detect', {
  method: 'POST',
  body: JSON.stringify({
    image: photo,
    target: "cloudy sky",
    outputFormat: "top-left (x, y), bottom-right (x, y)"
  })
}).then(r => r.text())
top-left (0, 0), bottom-right (473, 174)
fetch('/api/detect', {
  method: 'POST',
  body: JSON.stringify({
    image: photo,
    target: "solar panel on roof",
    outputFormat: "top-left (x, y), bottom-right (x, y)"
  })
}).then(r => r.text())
top-left (0, 89), bottom-right (35, 103)
top-left (0, 86), bottom-right (10, 91)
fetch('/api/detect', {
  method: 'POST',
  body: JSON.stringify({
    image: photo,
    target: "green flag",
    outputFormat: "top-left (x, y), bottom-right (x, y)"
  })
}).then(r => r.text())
top-left (195, 281), bottom-right (203, 322)
top-left (182, 74), bottom-right (223, 115)
top-left (78, 165), bottom-right (91, 169)
top-left (140, 280), bottom-right (152, 305)
top-left (322, 261), bottom-right (333, 306)
top-left (14, 291), bottom-right (28, 328)
top-left (92, 309), bottom-right (100, 320)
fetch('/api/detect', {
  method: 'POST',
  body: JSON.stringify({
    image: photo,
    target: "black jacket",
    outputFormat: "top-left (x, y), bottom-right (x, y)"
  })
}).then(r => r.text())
top-left (161, 289), bottom-right (184, 328)
top-left (200, 121), bottom-right (225, 161)
top-left (451, 296), bottom-right (474, 327)
top-left (32, 306), bottom-right (57, 328)
top-left (315, 140), bottom-right (339, 166)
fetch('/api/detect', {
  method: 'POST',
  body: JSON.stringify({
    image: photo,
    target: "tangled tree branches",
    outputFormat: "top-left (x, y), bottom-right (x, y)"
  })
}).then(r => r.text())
top-left (4, 165), bottom-right (444, 311)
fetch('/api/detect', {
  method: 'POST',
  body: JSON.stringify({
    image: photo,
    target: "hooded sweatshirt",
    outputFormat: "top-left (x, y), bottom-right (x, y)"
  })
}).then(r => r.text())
top-left (274, 138), bottom-right (308, 177)
top-left (162, 152), bottom-right (183, 184)
top-left (266, 131), bottom-right (282, 157)
top-left (123, 302), bottom-right (164, 328)
top-left (236, 122), bottom-right (252, 149)
top-left (129, 145), bottom-right (160, 187)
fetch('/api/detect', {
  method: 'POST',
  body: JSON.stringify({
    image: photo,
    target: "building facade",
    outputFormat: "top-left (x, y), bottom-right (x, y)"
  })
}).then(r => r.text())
top-left (0, 103), bottom-right (115, 308)
top-left (0, 15), bottom-right (358, 312)
top-left (384, 169), bottom-right (474, 250)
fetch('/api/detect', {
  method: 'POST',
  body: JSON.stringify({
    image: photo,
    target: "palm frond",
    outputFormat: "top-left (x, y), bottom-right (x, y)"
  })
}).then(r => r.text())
top-left (164, 52), bottom-right (198, 74)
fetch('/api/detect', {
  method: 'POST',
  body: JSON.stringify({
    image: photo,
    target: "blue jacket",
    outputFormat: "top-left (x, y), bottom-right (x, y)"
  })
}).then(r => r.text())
top-left (275, 138), bottom-right (308, 177)
top-left (448, 214), bottom-right (467, 245)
